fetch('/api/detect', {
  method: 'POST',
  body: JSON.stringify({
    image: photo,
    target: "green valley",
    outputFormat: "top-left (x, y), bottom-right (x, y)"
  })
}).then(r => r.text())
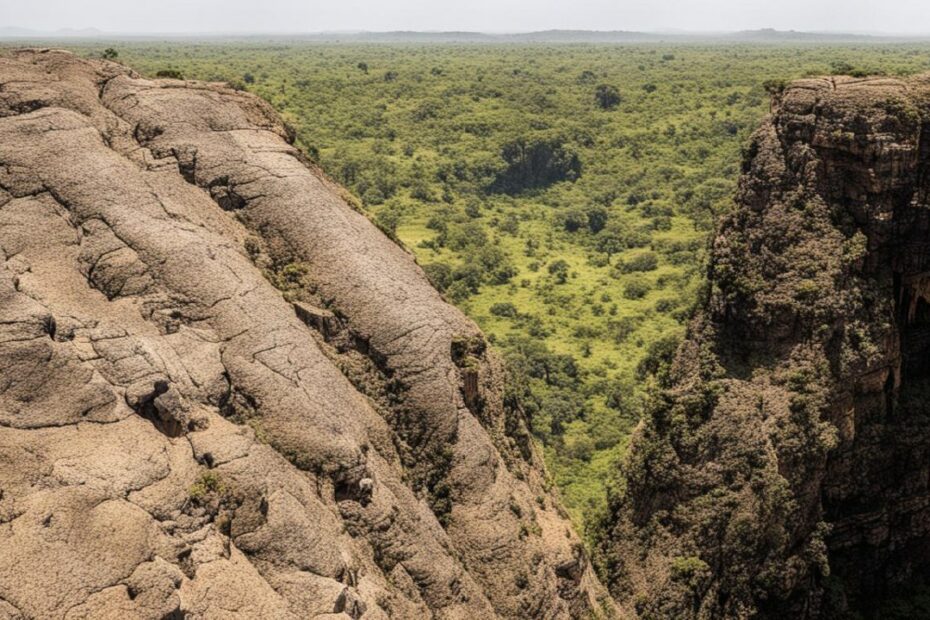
top-left (62, 40), bottom-right (930, 536)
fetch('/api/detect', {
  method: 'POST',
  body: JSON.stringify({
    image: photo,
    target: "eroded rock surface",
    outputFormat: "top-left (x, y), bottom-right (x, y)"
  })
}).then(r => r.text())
top-left (0, 49), bottom-right (611, 620)
top-left (598, 74), bottom-right (930, 617)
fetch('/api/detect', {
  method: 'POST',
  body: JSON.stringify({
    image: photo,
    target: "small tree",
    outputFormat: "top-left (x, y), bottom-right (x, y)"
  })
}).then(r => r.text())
top-left (623, 277), bottom-right (651, 300)
top-left (594, 224), bottom-right (628, 263)
top-left (490, 302), bottom-right (519, 318)
top-left (586, 206), bottom-right (609, 233)
top-left (375, 206), bottom-right (401, 238)
top-left (102, 48), bottom-right (118, 60)
top-left (423, 262), bottom-right (453, 292)
top-left (616, 251), bottom-right (659, 274)
top-left (548, 259), bottom-right (570, 284)
top-left (357, 62), bottom-right (369, 74)
top-left (595, 84), bottom-right (621, 110)
top-left (242, 73), bottom-right (255, 84)
top-left (560, 209), bottom-right (588, 233)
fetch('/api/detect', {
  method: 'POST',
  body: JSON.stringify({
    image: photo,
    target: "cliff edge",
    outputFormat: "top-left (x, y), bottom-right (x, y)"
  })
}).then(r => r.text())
top-left (598, 74), bottom-right (930, 617)
top-left (0, 49), bottom-right (611, 620)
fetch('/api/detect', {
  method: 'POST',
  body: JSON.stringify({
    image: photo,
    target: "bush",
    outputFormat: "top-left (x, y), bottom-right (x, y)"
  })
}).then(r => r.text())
top-left (655, 297), bottom-right (678, 313)
top-left (446, 222), bottom-right (487, 250)
top-left (451, 262), bottom-right (483, 293)
top-left (567, 434), bottom-right (595, 461)
top-left (544, 392), bottom-right (586, 435)
top-left (503, 334), bottom-right (579, 389)
top-left (447, 279), bottom-right (475, 302)
top-left (464, 199), bottom-right (482, 219)
top-left (189, 470), bottom-right (223, 502)
top-left (636, 333), bottom-right (682, 381)
top-left (548, 259), bottom-right (570, 284)
top-left (525, 316), bottom-right (551, 338)
top-left (616, 251), bottom-right (659, 274)
top-left (490, 302), bottom-right (519, 317)
top-left (595, 221), bottom-right (652, 262)
top-left (607, 316), bottom-right (639, 343)
top-left (623, 277), bottom-right (651, 300)
top-left (156, 69), bottom-right (184, 80)
top-left (374, 206), bottom-right (401, 236)
top-left (573, 325), bottom-right (600, 339)
top-left (561, 206), bottom-right (608, 234)
top-left (469, 245), bottom-right (517, 284)
top-left (423, 262), bottom-right (453, 292)
top-left (560, 209), bottom-right (588, 233)
top-left (364, 187), bottom-right (386, 206)
top-left (587, 206), bottom-right (609, 233)
top-left (499, 214), bottom-right (520, 235)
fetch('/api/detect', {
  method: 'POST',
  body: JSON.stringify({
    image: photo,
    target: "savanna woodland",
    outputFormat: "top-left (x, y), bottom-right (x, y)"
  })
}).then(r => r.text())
top-left (54, 41), bottom-right (930, 541)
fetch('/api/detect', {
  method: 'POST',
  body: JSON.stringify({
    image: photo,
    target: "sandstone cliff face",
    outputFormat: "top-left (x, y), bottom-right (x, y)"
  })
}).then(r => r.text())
top-left (598, 74), bottom-right (930, 618)
top-left (0, 49), bottom-right (610, 620)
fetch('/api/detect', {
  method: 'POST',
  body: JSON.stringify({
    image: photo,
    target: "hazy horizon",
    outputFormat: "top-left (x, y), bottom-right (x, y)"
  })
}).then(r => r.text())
top-left (3, 0), bottom-right (930, 36)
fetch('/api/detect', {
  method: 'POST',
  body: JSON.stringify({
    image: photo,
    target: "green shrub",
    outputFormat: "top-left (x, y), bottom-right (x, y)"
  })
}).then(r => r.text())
top-left (636, 332), bottom-right (682, 381)
top-left (616, 251), bottom-right (659, 274)
top-left (423, 262), bottom-right (453, 292)
top-left (490, 302), bottom-right (519, 317)
top-left (548, 259), bottom-right (570, 284)
top-left (189, 470), bottom-right (223, 502)
top-left (155, 68), bottom-right (184, 80)
top-left (623, 277), bottom-right (651, 299)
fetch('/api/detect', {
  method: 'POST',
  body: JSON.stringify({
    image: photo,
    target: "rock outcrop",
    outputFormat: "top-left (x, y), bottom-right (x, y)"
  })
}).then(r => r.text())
top-left (0, 49), bottom-right (611, 619)
top-left (597, 74), bottom-right (930, 617)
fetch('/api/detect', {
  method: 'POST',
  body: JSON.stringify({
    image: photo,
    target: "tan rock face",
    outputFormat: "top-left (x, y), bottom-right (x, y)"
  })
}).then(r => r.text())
top-left (0, 49), bottom-right (611, 620)
top-left (598, 74), bottom-right (930, 618)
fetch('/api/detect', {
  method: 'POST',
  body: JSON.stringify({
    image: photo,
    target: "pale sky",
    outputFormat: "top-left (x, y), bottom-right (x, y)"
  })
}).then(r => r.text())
top-left (2, 0), bottom-right (929, 35)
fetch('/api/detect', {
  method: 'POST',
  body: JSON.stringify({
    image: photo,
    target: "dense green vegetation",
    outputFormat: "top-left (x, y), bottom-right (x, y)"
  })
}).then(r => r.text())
top-left (60, 40), bottom-right (930, 535)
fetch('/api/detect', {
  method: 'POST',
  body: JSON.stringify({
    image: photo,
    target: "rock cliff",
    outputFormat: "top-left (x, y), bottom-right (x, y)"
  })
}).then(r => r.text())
top-left (0, 49), bottom-right (611, 619)
top-left (598, 74), bottom-right (930, 617)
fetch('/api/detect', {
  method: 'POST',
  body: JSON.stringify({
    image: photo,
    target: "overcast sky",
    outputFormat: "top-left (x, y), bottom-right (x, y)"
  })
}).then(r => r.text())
top-left (3, 0), bottom-right (929, 35)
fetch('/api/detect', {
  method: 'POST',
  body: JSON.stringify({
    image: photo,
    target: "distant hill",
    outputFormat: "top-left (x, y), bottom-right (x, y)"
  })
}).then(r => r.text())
top-left (729, 28), bottom-right (883, 41)
top-left (2, 27), bottom-right (929, 43)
